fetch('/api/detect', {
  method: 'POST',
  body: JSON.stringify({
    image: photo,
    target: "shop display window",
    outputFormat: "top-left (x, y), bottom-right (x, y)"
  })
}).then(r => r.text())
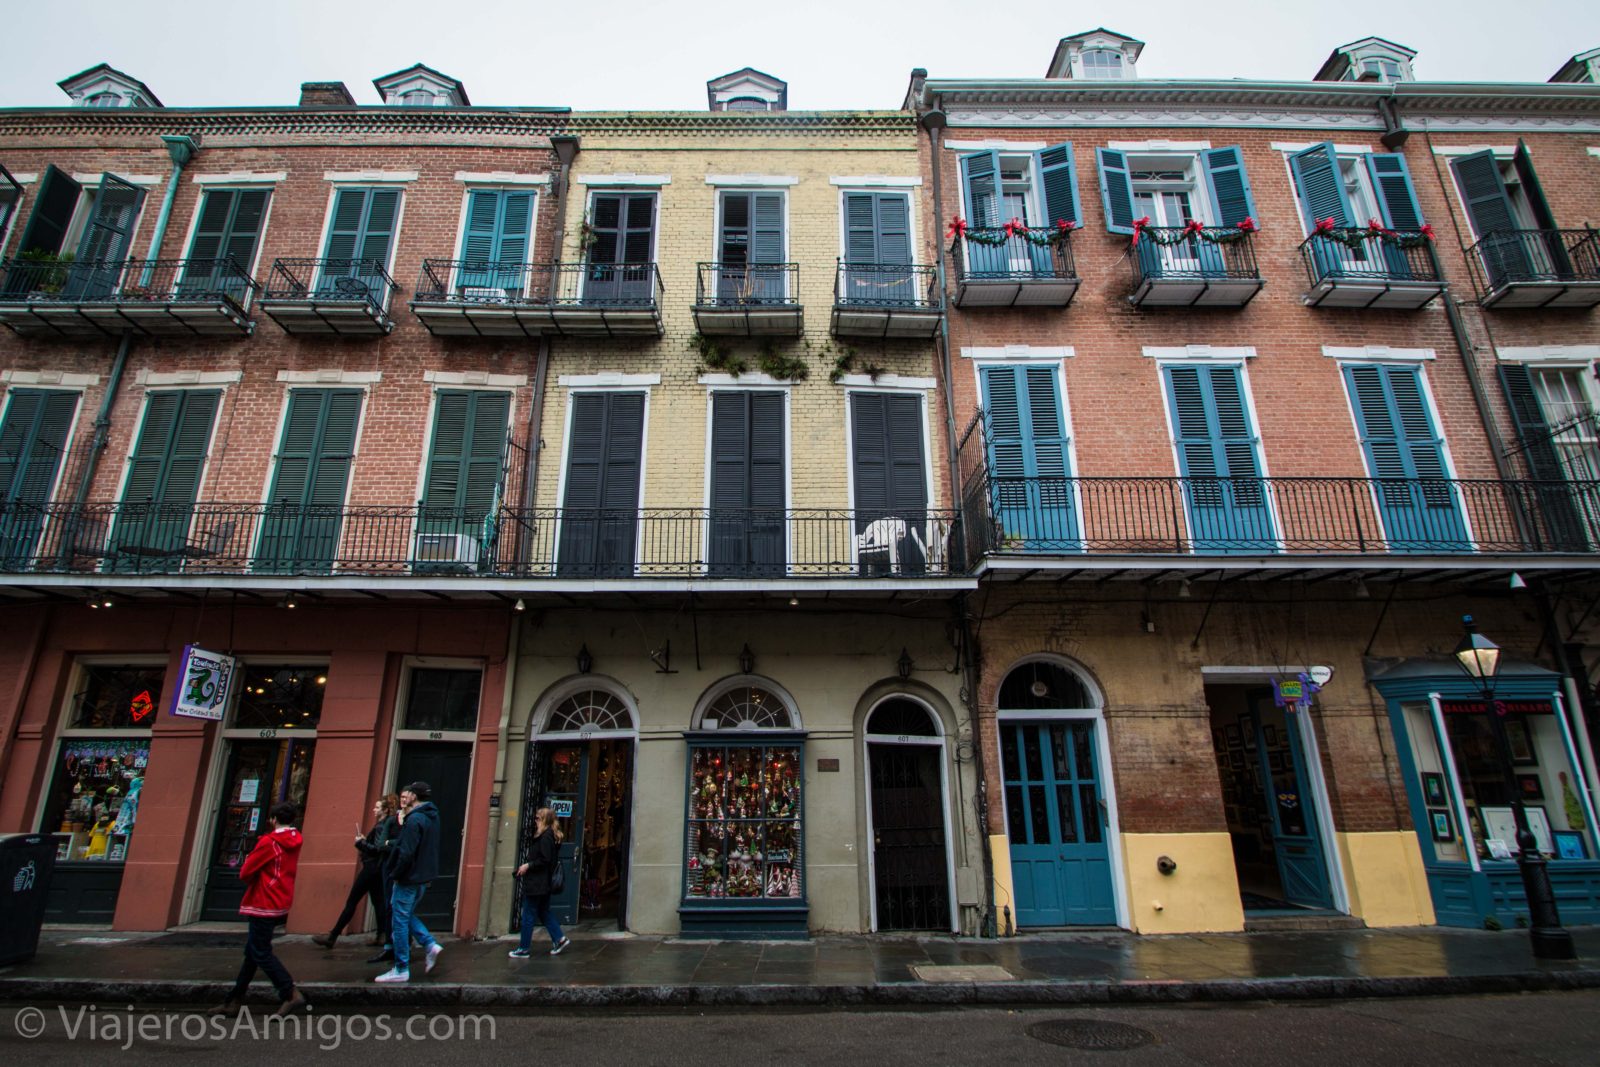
top-left (44, 739), bottom-right (151, 863)
top-left (232, 665), bottom-right (326, 730)
top-left (68, 665), bottom-right (164, 729)
top-left (403, 668), bottom-right (481, 732)
top-left (684, 741), bottom-right (803, 900)
top-left (1400, 700), bottom-right (1594, 863)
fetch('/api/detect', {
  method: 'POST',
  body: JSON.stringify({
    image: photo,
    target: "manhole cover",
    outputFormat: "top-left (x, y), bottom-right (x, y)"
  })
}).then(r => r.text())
top-left (1026, 1019), bottom-right (1155, 1051)
top-left (911, 964), bottom-right (1015, 983)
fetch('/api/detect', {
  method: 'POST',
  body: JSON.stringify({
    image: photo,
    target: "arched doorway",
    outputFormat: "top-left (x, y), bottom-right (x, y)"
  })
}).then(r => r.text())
top-left (520, 681), bottom-right (637, 930)
top-left (864, 697), bottom-right (955, 931)
top-left (996, 658), bottom-right (1119, 927)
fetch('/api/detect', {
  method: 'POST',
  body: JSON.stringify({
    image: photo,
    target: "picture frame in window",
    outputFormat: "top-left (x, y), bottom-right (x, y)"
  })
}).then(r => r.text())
top-left (1517, 774), bottom-right (1545, 801)
top-left (1240, 714), bottom-right (1257, 752)
top-left (1268, 750), bottom-right (1287, 773)
top-left (1552, 830), bottom-right (1589, 861)
top-left (1224, 724), bottom-right (1241, 749)
top-left (1262, 724), bottom-right (1278, 748)
top-left (1229, 750), bottom-right (1245, 770)
top-left (1421, 771), bottom-right (1448, 807)
top-left (1504, 718), bottom-right (1537, 765)
top-left (1525, 805), bottom-right (1554, 855)
top-left (1481, 806), bottom-right (1518, 855)
top-left (1428, 808), bottom-right (1454, 843)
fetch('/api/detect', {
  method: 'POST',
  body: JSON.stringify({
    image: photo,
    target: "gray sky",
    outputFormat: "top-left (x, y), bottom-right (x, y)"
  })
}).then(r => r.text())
top-left (2, 0), bottom-right (1598, 111)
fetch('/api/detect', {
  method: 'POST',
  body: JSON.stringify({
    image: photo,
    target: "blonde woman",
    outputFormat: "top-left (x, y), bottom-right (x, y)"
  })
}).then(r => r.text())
top-left (510, 807), bottom-right (571, 957)
top-left (315, 793), bottom-right (401, 952)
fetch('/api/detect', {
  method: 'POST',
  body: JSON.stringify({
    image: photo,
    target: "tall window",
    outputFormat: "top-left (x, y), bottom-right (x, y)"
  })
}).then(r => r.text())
top-left (1080, 50), bottom-right (1124, 79)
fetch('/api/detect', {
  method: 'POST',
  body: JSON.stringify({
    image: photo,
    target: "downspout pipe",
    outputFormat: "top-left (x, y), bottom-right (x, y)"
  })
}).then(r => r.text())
top-left (138, 135), bottom-right (200, 286)
top-left (921, 102), bottom-right (997, 936)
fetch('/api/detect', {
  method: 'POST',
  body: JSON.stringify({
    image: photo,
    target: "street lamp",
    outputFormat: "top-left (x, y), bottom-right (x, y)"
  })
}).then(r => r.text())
top-left (1452, 615), bottom-right (1577, 960)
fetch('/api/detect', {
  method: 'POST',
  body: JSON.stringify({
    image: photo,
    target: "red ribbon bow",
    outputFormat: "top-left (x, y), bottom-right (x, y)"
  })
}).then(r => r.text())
top-left (946, 215), bottom-right (968, 239)
top-left (1236, 216), bottom-right (1258, 233)
top-left (1003, 216), bottom-right (1028, 238)
top-left (1182, 218), bottom-right (1206, 238)
top-left (1314, 217), bottom-right (1337, 235)
top-left (1130, 215), bottom-right (1151, 245)
top-left (1419, 223), bottom-right (1436, 241)
top-left (1055, 218), bottom-right (1077, 233)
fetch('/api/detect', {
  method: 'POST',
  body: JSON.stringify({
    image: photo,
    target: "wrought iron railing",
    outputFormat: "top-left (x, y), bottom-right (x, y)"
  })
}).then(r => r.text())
top-left (0, 501), bottom-right (965, 578)
top-left (960, 472), bottom-right (1600, 555)
top-left (0, 257), bottom-right (260, 307)
top-left (1129, 228), bottom-right (1261, 284)
top-left (1464, 228), bottom-right (1600, 294)
top-left (950, 229), bottom-right (1076, 282)
top-left (558, 261), bottom-right (663, 307)
top-left (694, 262), bottom-right (799, 307)
top-left (1299, 232), bottom-right (1442, 287)
top-left (833, 261), bottom-right (939, 309)
top-left (262, 258), bottom-right (397, 315)
top-left (413, 259), bottom-right (555, 305)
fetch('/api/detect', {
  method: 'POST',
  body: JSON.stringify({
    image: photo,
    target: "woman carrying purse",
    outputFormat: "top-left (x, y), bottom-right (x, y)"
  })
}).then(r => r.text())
top-left (314, 793), bottom-right (400, 950)
top-left (509, 806), bottom-right (571, 958)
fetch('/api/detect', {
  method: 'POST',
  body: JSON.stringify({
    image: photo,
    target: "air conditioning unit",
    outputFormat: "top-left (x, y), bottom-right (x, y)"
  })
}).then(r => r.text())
top-left (413, 533), bottom-right (480, 573)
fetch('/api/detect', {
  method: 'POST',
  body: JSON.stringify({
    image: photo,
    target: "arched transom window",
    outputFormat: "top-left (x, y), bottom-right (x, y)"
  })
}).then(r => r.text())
top-left (545, 687), bottom-right (633, 734)
top-left (998, 660), bottom-right (1096, 709)
top-left (701, 685), bottom-right (793, 730)
top-left (867, 698), bottom-right (938, 737)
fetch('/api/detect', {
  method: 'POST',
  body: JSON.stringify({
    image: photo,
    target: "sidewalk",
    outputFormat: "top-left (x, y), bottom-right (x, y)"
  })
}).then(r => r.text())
top-left (3, 924), bottom-right (1598, 1009)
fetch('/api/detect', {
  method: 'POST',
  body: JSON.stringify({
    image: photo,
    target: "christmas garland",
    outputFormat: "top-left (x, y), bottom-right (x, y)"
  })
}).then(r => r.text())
top-left (947, 215), bottom-right (1077, 248)
top-left (1130, 216), bottom-right (1258, 246)
top-left (1310, 217), bottom-right (1436, 250)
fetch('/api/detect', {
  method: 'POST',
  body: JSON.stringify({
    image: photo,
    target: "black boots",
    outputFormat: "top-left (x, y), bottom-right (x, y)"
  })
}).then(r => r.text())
top-left (312, 932), bottom-right (337, 949)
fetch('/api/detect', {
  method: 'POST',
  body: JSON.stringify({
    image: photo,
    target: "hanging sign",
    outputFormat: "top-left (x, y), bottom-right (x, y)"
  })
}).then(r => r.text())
top-left (169, 645), bottom-right (237, 721)
top-left (1273, 678), bottom-right (1305, 707)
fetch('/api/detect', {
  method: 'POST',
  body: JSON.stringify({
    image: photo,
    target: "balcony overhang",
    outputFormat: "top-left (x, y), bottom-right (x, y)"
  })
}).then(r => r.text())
top-left (260, 297), bottom-right (394, 336)
top-left (1481, 279), bottom-right (1600, 310)
top-left (976, 553), bottom-right (1600, 582)
top-left (952, 275), bottom-right (1079, 308)
top-left (410, 298), bottom-right (555, 338)
top-left (1130, 276), bottom-right (1264, 308)
top-left (830, 303), bottom-right (942, 339)
top-left (692, 302), bottom-right (805, 337)
top-left (540, 303), bottom-right (663, 337)
top-left (1304, 276), bottom-right (1445, 310)
top-left (0, 297), bottom-right (254, 338)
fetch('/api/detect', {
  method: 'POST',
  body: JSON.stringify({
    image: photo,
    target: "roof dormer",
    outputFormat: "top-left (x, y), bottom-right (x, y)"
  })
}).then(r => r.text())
top-left (1550, 46), bottom-right (1600, 84)
top-left (373, 64), bottom-right (470, 107)
top-left (706, 68), bottom-right (787, 112)
top-left (1314, 37), bottom-right (1418, 84)
top-left (1046, 28), bottom-right (1144, 80)
top-left (57, 64), bottom-right (161, 108)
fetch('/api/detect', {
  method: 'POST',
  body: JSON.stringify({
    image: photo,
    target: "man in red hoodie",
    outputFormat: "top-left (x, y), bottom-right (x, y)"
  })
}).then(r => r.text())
top-left (211, 801), bottom-right (307, 1016)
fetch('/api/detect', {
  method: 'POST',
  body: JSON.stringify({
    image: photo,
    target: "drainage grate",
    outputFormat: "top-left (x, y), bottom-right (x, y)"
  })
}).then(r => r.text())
top-left (1025, 1019), bottom-right (1155, 1051)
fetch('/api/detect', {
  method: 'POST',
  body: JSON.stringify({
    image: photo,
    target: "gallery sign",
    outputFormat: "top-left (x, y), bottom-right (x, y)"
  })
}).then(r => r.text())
top-left (169, 645), bottom-right (238, 721)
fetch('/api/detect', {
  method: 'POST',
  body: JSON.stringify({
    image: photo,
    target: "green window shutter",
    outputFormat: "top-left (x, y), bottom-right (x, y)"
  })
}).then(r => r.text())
top-left (422, 390), bottom-right (510, 524)
top-left (1513, 140), bottom-right (1560, 231)
top-left (0, 388), bottom-right (78, 503)
top-left (460, 189), bottom-right (500, 264)
top-left (265, 389), bottom-right (362, 509)
top-left (1498, 365), bottom-right (1563, 480)
top-left (1202, 147), bottom-right (1257, 227)
top-left (323, 188), bottom-right (368, 262)
top-left (184, 189), bottom-right (268, 294)
top-left (111, 390), bottom-right (219, 560)
top-left (959, 151), bottom-right (1002, 228)
top-left (357, 189), bottom-right (398, 267)
top-left (1095, 148), bottom-right (1135, 234)
top-left (187, 190), bottom-right (236, 262)
top-left (1365, 154), bottom-right (1425, 231)
top-left (14, 165), bottom-right (81, 257)
top-left (1034, 143), bottom-right (1082, 227)
top-left (1289, 143), bottom-right (1353, 228)
top-left (73, 174), bottom-right (145, 263)
top-left (1451, 151), bottom-right (1517, 238)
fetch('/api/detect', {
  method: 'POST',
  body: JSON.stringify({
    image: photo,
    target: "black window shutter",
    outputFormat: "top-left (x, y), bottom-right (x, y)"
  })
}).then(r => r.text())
top-left (709, 391), bottom-right (785, 575)
top-left (1451, 151), bottom-right (1518, 238)
top-left (558, 392), bottom-right (644, 576)
top-left (851, 392), bottom-right (928, 574)
top-left (1498, 364), bottom-right (1588, 549)
top-left (0, 164), bottom-right (22, 243)
top-left (1513, 140), bottom-right (1559, 232)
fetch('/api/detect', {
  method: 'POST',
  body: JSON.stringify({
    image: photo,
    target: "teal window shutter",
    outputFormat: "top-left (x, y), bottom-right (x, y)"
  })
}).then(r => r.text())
top-left (1095, 148), bottom-right (1135, 234)
top-left (1163, 364), bottom-right (1275, 551)
top-left (1289, 143), bottom-right (1353, 228)
top-left (357, 189), bottom-right (398, 266)
top-left (322, 187), bottom-right (399, 265)
top-left (323, 188), bottom-right (368, 262)
top-left (981, 365), bottom-right (1077, 548)
top-left (258, 389), bottom-right (363, 572)
top-left (497, 191), bottom-right (533, 266)
top-left (111, 390), bottom-right (220, 560)
top-left (1202, 147), bottom-right (1257, 227)
top-left (1512, 140), bottom-right (1560, 231)
top-left (0, 388), bottom-right (78, 564)
top-left (958, 151), bottom-right (1002, 228)
top-left (1450, 151), bottom-right (1517, 238)
top-left (1034, 143), bottom-right (1082, 227)
top-left (1364, 154), bottom-right (1424, 231)
top-left (73, 174), bottom-right (145, 263)
top-left (14, 165), bottom-right (81, 257)
top-left (460, 189), bottom-right (501, 265)
top-left (422, 390), bottom-right (510, 531)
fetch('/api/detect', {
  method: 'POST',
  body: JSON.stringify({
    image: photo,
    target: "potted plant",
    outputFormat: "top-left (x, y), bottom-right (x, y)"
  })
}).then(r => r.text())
top-left (15, 249), bottom-right (76, 296)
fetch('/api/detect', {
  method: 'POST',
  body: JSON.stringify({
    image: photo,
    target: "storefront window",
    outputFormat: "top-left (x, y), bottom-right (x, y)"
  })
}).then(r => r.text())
top-left (69, 665), bottom-right (164, 728)
top-left (1401, 698), bottom-right (1594, 863)
top-left (684, 741), bottom-right (803, 900)
top-left (232, 665), bottom-right (326, 730)
top-left (403, 668), bottom-right (481, 732)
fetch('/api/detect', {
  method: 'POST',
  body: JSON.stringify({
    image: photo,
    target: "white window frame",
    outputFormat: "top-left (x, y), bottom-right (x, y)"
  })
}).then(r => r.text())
top-left (711, 187), bottom-right (791, 300)
top-left (174, 184), bottom-right (279, 291)
top-left (691, 675), bottom-right (803, 731)
top-left (310, 181), bottom-right (411, 304)
top-left (447, 184), bottom-right (541, 296)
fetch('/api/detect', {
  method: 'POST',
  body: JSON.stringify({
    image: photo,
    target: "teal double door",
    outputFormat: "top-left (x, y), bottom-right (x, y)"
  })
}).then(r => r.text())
top-left (1001, 721), bottom-right (1117, 926)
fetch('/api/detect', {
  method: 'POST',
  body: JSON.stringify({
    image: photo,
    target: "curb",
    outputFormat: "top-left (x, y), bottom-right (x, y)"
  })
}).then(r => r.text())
top-left (4, 968), bottom-right (1599, 1009)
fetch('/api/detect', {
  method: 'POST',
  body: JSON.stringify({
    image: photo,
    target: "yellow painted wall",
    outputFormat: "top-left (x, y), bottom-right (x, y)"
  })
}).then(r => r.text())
top-left (987, 834), bottom-right (1018, 935)
top-left (1121, 833), bottom-right (1245, 933)
top-left (1336, 830), bottom-right (1436, 928)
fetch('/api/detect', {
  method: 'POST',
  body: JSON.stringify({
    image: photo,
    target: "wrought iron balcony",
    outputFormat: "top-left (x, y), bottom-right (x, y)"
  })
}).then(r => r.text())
top-left (831, 261), bottom-right (941, 339)
top-left (1127, 227), bottom-right (1263, 308)
top-left (0, 500), bottom-right (965, 580)
top-left (691, 262), bottom-right (803, 337)
top-left (1464, 228), bottom-right (1600, 309)
top-left (958, 472), bottom-right (1600, 559)
top-left (949, 228), bottom-right (1079, 308)
top-left (1299, 230), bottom-right (1445, 310)
top-left (0, 257), bottom-right (260, 338)
top-left (260, 258), bottom-right (397, 336)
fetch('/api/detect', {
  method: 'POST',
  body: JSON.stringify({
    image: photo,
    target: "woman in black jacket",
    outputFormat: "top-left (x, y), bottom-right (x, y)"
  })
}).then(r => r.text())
top-left (314, 793), bottom-right (399, 950)
top-left (510, 806), bottom-right (571, 958)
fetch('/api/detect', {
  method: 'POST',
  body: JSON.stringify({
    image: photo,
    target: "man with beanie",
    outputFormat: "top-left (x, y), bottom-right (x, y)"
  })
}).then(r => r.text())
top-left (375, 782), bottom-right (443, 982)
top-left (211, 802), bottom-right (307, 1015)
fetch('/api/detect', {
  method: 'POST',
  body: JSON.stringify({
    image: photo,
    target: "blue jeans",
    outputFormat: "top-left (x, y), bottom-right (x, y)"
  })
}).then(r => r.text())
top-left (389, 882), bottom-right (438, 971)
top-left (519, 894), bottom-right (563, 951)
top-left (230, 915), bottom-right (294, 1001)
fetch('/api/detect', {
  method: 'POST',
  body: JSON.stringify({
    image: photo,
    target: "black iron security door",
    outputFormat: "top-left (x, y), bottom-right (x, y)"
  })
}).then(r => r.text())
top-left (868, 742), bottom-right (950, 930)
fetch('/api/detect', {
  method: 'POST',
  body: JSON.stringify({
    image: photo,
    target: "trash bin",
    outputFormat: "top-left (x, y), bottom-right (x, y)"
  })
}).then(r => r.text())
top-left (0, 833), bottom-right (57, 965)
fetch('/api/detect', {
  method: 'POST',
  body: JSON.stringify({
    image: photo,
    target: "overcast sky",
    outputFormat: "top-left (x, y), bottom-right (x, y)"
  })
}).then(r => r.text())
top-left (2, 0), bottom-right (1598, 111)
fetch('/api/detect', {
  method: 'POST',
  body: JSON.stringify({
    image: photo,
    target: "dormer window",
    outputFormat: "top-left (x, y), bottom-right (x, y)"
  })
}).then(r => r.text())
top-left (1313, 37), bottom-right (1416, 83)
top-left (706, 68), bottom-right (788, 112)
top-left (372, 64), bottom-right (469, 107)
top-left (401, 90), bottom-right (436, 107)
top-left (1360, 58), bottom-right (1404, 82)
top-left (57, 64), bottom-right (161, 108)
top-left (725, 97), bottom-right (770, 112)
top-left (86, 92), bottom-right (121, 107)
top-left (1081, 49), bottom-right (1125, 79)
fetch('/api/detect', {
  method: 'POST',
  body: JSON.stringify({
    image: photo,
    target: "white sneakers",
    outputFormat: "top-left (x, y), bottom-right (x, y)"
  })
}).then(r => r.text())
top-left (551, 936), bottom-right (571, 956)
top-left (425, 943), bottom-right (443, 973)
top-left (374, 968), bottom-right (408, 983)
